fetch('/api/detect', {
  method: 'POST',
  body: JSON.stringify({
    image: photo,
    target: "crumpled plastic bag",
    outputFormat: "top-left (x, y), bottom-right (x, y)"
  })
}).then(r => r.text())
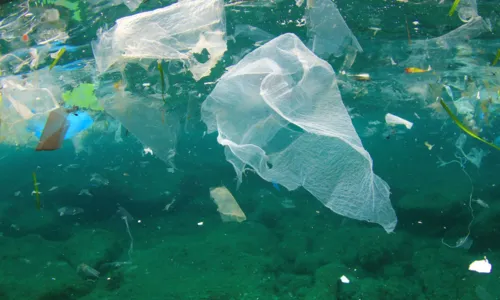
top-left (91, 0), bottom-right (226, 81)
top-left (201, 33), bottom-right (397, 232)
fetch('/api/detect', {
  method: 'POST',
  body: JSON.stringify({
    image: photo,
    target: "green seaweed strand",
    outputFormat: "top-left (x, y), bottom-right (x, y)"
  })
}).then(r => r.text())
top-left (448, 0), bottom-right (461, 17)
top-left (32, 172), bottom-right (41, 210)
top-left (492, 49), bottom-right (500, 66)
top-left (439, 98), bottom-right (500, 151)
top-left (49, 47), bottom-right (66, 71)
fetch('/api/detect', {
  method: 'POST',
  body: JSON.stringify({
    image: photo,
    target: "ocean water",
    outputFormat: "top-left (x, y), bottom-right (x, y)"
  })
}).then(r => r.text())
top-left (0, 0), bottom-right (499, 299)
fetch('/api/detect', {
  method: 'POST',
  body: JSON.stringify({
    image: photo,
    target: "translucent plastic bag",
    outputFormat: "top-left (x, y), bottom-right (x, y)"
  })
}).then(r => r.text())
top-left (201, 33), bottom-right (396, 232)
top-left (428, 16), bottom-right (491, 50)
top-left (306, 0), bottom-right (362, 59)
top-left (0, 75), bottom-right (61, 146)
top-left (96, 80), bottom-right (179, 168)
top-left (92, 0), bottom-right (226, 80)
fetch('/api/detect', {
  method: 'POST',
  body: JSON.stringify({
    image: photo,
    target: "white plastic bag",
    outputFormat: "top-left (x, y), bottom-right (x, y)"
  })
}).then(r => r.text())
top-left (201, 33), bottom-right (396, 232)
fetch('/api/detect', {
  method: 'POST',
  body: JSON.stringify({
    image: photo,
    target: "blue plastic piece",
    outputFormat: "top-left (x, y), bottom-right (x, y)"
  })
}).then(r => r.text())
top-left (494, 136), bottom-right (500, 147)
top-left (272, 180), bottom-right (280, 192)
top-left (65, 111), bottom-right (93, 139)
top-left (30, 110), bottom-right (93, 140)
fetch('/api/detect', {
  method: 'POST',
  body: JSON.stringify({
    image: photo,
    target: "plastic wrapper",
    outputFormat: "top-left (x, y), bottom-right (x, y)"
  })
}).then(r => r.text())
top-left (385, 113), bottom-right (413, 129)
top-left (35, 107), bottom-right (69, 151)
top-left (210, 186), bottom-right (246, 223)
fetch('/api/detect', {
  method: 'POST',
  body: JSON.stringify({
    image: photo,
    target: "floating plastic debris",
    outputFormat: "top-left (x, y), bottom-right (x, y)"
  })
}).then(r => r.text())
top-left (369, 27), bottom-right (381, 36)
top-left (77, 263), bottom-right (100, 279)
top-left (92, 0), bottom-right (227, 81)
top-left (31, 190), bottom-right (42, 196)
top-left (209, 186), bottom-right (246, 223)
top-left (58, 206), bottom-right (84, 216)
top-left (456, 236), bottom-right (474, 250)
top-left (41, 8), bottom-right (60, 23)
top-left (280, 198), bottom-right (296, 209)
top-left (444, 85), bottom-right (454, 100)
top-left (469, 257), bottom-right (492, 274)
top-left (202, 33), bottom-right (396, 232)
top-left (90, 173), bottom-right (109, 187)
top-left (163, 198), bottom-right (176, 212)
top-left (117, 205), bottom-right (134, 222)
top-left (428, 16), bottom-right (491, 49)
top-left (117, 205), bottom-right (134, 260)
top-left (340, 275), bottom-right (350, 284)
top-left (143, 147), bottom-right (154, 156)
top-left (272, 180), bottom-right (280, 192)
top-left (31, 110), bottom-right (93, 145)
top-left (234, 24), bottom-right (275, 45)
top-left (342, 71), bottom-right (371, 81)
top-left (63, 164), bottom-right (80, 172)
top-left (385, 113), bottom-right (413, 129)
top-left (32, 172), bottom-right (41, 210)
top-left (472, 198), bottom-right (489, 209)
top-left (306, 0), bottom-right (362, 58)
top-left (78, 189), bottom-right (93, 197)
top-left (123, 0), bottom-right (143, 11)
top-left (35, 107), bottom-right (69, 151)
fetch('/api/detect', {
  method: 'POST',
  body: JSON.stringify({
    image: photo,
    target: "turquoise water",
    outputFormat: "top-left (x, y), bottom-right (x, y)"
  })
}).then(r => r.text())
top-left (0, 0), bottom-right (499, 299)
